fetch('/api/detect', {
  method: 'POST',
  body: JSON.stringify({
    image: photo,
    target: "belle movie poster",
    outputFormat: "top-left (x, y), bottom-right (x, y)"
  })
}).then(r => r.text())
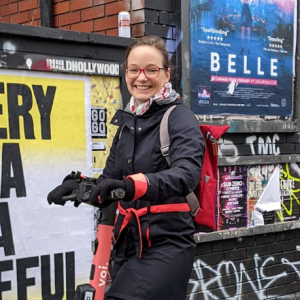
top-left (190, 0), bottom-right (296, 116)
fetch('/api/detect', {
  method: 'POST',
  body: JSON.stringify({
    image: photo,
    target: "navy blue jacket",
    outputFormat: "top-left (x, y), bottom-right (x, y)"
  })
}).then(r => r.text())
top-left (101, 99), bottom-right (205, 300)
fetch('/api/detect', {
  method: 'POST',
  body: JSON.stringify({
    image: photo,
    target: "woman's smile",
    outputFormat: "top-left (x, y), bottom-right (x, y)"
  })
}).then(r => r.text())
top-left (135, 85), bottom-right (151, 90)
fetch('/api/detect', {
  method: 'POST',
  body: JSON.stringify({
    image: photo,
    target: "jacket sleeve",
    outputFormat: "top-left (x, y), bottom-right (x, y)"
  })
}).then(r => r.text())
top-left (141, 105), bottom-right (206, 201)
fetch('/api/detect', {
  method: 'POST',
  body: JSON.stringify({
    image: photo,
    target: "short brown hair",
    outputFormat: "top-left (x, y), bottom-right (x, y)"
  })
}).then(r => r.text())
top-left (124, 35), bottom-right (170, 69)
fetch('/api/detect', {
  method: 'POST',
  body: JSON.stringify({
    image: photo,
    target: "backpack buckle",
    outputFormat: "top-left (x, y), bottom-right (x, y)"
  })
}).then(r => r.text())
top-left (191, 206), bottom-right (200, 217)
top-left (160, 145), bottom-right (170, 157)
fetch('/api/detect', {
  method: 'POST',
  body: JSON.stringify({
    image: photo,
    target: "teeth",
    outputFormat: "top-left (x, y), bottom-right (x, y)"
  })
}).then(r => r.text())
top-left (136, 86), bottom-right (149, 90)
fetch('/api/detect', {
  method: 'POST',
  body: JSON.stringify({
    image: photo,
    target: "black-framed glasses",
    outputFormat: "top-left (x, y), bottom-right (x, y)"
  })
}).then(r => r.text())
top-left (125, 67), bottom-right (167, 79)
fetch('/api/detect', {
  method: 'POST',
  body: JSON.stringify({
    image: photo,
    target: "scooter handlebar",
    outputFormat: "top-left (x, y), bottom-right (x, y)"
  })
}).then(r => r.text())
top-left (61, 182), bottom-right (125, 207)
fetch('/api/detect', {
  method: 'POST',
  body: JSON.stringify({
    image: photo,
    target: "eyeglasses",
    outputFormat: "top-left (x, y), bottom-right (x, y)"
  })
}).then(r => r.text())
top-left (125, 67), bottom-right (167, 79)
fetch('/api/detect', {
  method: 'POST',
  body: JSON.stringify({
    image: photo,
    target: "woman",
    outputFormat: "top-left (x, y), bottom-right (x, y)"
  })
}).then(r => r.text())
top-left (48, 35), bottom-right (205, 300)
top-left (240, 0), bottom-right (253, 55)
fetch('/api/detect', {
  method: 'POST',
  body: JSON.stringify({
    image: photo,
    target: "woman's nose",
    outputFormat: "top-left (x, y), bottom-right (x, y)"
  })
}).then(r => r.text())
top-left (137, 69), bottom-right (147, 80)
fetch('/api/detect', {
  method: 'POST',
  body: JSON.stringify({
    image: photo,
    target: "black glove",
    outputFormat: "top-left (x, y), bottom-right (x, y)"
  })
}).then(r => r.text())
top-left (89, 177), bottom-right (135, 207)
top-left (47, 180), bottom-right (80, 206)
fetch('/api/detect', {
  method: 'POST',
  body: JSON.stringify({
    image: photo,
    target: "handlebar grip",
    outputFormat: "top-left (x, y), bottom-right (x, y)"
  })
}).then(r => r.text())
top-left (61, 193), bottom-right (77, 201)
top-left (110, 188), bottom-right (125, 200)
top-left (59, 187), bottom-right (125, 206)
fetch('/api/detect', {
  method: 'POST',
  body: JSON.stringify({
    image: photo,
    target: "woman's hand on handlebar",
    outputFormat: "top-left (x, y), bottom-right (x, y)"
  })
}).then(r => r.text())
top-left (89, 178), bottom-right (134, 207)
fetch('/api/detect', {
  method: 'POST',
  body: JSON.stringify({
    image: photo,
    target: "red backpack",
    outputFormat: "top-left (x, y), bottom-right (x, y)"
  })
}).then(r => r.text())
top-left (160, 106), bottom-right (230, 231)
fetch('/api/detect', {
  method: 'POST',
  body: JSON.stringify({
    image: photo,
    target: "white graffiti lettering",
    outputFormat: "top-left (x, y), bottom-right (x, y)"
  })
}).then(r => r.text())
top-left (246, 134), bottom-right (280, 155)
top-left (188, 246), bottom-right (300, 300)
top-left (219, 140), bottom-right (239, 163)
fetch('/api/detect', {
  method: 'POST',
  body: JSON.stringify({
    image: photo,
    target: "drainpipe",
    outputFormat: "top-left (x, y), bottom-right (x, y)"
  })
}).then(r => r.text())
top-left (40, 0), bottom-right (53, 27)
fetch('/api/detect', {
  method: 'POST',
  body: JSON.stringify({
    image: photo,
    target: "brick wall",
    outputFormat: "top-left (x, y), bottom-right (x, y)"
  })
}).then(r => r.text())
top-left (0, 0), bottom-right (145, 36)
top-left (0, 0), bottom-right (40, 26)
top-left (0, 0), bottom-right (177, 39)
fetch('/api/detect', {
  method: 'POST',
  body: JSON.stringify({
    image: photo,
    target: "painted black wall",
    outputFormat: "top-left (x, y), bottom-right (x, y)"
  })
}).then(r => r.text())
top-left (189, 223), bottom-right (300, 300)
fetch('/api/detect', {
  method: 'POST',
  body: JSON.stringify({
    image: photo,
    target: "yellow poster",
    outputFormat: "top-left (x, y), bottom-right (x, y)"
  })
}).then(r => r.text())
top-left (0, 69), bottom-right (94, 300)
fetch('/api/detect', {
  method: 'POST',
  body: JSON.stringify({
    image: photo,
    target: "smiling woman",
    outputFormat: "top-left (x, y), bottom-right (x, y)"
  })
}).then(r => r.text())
top-left (97, 35), bottom-right (205, 300)
top-left (47, 35), bottom-right (206, 300)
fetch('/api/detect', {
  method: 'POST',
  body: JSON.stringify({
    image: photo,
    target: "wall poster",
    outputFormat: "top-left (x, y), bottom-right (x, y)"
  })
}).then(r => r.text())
top-left (277, 163), bottom-right (300, 222)
top-left (0, 69), bottom-right (121, 299)
top-left (218, 165), bottom-right (248, 230)
top-left (190, 0), bottom-right (296, 116)
top-left (247, 164), bottom-right (276, 226)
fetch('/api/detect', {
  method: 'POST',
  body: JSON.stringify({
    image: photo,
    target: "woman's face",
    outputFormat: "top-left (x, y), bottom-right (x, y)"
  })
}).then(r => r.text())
top-left (125, 45), bottom-right (170, 105)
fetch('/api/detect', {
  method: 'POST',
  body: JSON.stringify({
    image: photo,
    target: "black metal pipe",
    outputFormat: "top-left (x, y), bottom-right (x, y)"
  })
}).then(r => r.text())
top-left (40, 0), bottom-right (53, 27)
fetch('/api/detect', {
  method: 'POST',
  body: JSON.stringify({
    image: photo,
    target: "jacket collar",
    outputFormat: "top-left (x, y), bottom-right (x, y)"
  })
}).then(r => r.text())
top-left (110, 100), bottom-right (182, 127)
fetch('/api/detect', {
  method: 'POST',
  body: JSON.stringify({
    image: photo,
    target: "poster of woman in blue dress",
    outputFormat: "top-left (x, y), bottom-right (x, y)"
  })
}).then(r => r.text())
top-left (240, 0), bottom-right (253, 55)
top-left (190, 0), bottom-right (296, 116)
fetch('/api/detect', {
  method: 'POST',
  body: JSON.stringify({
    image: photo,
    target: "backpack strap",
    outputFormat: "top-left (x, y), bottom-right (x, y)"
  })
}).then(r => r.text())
top-left (160, 105), bottom-right (200, 217)
top-left (160, 105), bottom-right (176, 165)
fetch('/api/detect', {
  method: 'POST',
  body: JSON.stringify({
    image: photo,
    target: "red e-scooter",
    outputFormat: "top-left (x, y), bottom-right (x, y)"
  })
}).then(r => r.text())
top-left (61, 172), bottom-right (124, 300)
